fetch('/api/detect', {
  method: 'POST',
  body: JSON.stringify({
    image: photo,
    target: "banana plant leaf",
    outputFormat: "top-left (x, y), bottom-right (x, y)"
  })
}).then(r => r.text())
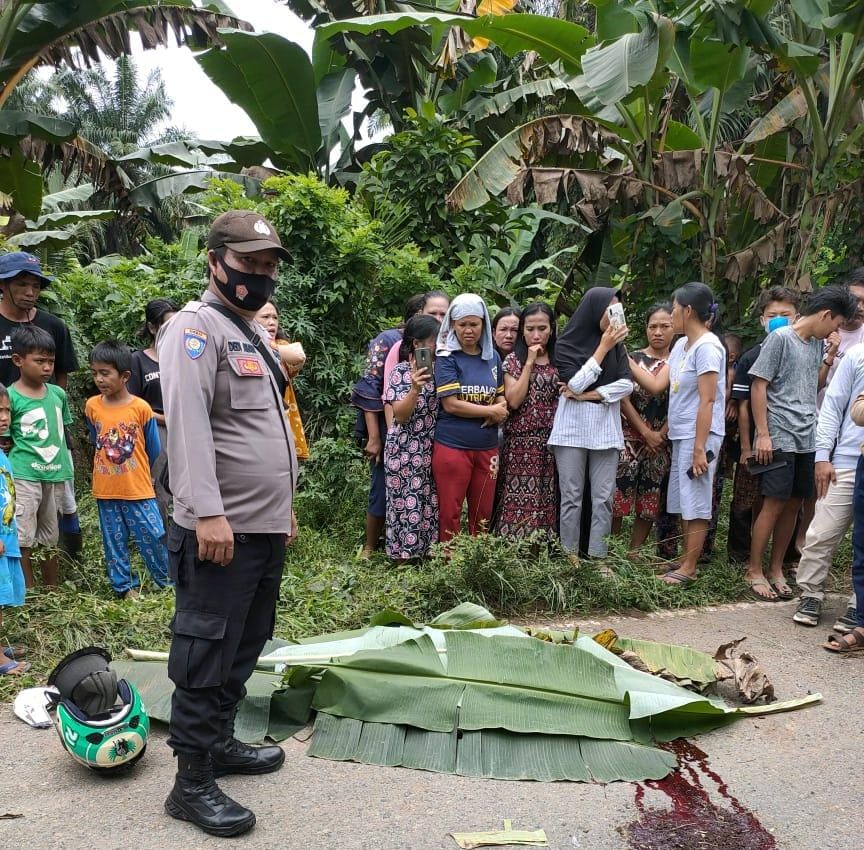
top-left (307, 632), bottom-right (820, 781)
top-left (308, 713), bottom-right (677, 782)
top-left (315, 13), bottom-right (594, 74)
top-left (119, 603), bottom-right (820, 779)
top-left (258, 622), bottom-right (526, 667)
top-left (111, 658), bottom-right (313, 744)
top-left (613, 636), bottom-right (718, 686)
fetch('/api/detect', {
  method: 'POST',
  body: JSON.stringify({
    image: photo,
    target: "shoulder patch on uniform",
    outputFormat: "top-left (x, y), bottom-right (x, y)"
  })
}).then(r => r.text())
top-left (184, 328), bottom-right (208, 360)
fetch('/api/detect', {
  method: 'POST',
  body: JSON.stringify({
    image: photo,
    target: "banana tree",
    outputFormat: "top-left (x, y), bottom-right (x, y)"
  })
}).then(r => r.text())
top-left (0, 1), bottom-right (250, 221)
top-left (5, 183), bottom-right (115, 254)
top-left (735, 0), bottom-right (864, 285)
top-left (430, 1), bottom-right (854, 303)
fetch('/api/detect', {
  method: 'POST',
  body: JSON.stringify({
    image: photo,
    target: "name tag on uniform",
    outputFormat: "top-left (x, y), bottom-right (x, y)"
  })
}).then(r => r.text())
top-left (229, 356), bottom-right (265, 377)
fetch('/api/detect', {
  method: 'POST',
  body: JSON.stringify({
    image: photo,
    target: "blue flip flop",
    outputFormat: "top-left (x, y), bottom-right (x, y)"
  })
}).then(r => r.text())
top-left (0, 659), bottom-right (31, 675)
top-left (3, 645), bottom-right (27, 661)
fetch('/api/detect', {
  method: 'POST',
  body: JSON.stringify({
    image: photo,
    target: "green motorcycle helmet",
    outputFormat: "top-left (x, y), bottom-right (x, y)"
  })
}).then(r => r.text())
top-left (48, 647), bottom-right (149, 772)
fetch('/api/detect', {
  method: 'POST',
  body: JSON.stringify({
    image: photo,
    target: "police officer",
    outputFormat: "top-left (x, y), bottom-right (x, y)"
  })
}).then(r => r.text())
top-left (159, 211), bottom-right (297, 837)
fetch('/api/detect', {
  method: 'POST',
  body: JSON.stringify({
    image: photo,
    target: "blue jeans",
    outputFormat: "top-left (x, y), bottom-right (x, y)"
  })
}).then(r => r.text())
top-left (851, 456), bottom-right (864, 627)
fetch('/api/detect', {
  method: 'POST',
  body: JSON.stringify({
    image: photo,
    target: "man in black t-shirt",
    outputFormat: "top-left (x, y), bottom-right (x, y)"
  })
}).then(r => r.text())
top-left (0, 252), bottom-right (82, 558)
top-left (0, 253), bottom-right (78, 387)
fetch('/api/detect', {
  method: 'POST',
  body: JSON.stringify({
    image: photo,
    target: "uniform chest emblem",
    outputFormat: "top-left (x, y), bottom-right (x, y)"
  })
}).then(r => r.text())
top-left (184, 328), bottom-right (208, 360)
top-left (234, 357), bottom-right (264, 376)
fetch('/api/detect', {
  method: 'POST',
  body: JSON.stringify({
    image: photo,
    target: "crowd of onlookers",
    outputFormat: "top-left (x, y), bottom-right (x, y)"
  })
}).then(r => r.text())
top-left (0, 252), bottom-right (308, 676)
top-left (351, 270), bottom-right (864, 652)
top-left (3, 246), bottom-right (864, 675)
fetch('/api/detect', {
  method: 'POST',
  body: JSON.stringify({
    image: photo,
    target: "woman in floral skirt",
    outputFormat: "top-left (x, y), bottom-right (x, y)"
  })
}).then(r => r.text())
top-left (383, 314), bottom-right (441, 561)
top-left (493, 302), bottom-right (559, 539)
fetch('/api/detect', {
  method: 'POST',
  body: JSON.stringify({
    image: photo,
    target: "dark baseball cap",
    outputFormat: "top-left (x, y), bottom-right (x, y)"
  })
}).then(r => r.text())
top-left (206, 210), bottom-right (290, 261)
top-left (0, 251), bottom-right (54, 286)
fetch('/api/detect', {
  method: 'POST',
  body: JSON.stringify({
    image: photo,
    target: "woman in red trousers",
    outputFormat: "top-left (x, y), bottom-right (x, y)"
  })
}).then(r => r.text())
top-left (432, 293), bottom-right (508, 541)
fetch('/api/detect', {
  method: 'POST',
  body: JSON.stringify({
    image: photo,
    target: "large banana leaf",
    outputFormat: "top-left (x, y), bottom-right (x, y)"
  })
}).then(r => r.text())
top-left (307, 632), bottom-right (819, 781)
top-left (0, 1), bottom-right (249, 87)
top-left (197, 30), bottom-right (321, 170)
top-left (0, 148), bottom-right (43, 219)
top-left (743, 86), bottom-right (809, 144)
top-left (317, 67), bottom-right (357, 156)
top-left (314, 633), bottom-right (735, 736)
top-left (119, 604), bottom-right (820, 781)
top-left (689, 39), bottom-right (749, 92)
top-left (119, 137), bottom-right (276, 171)
top-left (309, 713), bottom-right (677, 782)
top-left (128, 169), bottom-right (260, 209)
top-left (315, 13), bottom-right (594, 74)
top-left (445, 115), bottom-right (623, 212)
top-left (576, 14), bottom-right (672, 107)
top-left (0, 111), bottom-right (77, 146)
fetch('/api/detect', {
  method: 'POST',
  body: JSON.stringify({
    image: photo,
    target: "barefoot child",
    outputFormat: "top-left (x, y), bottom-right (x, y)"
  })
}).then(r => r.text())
top-left (85, 341), bottom-right (169, 599)
top-left (0, 382), bottom-right (28, 676)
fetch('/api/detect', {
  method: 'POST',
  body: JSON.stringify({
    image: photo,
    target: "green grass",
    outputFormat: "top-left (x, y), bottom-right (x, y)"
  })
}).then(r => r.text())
top-left (1, 482), bottom-right (853, 703)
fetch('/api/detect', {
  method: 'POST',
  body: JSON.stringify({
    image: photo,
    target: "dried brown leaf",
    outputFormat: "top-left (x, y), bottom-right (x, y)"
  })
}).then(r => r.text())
top-left (713, 637), bottom-right (775, 704)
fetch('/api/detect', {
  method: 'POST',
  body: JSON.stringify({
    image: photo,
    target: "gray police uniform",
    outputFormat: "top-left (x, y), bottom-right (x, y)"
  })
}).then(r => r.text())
top-left (158, 290), bottom-right (296, 755)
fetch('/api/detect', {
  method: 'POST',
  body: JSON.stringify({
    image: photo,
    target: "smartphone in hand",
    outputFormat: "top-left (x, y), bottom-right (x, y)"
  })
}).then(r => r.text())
top-left (686, 449), bottom-right (715, 480)
top-left (607, 303), bottom-right (626, 329)
top-left (415, 347), bottom-right (433, 371)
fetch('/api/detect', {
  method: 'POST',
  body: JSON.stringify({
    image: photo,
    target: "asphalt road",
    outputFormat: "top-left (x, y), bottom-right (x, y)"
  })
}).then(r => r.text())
top-left (1, 596), bottom-right (858, 850)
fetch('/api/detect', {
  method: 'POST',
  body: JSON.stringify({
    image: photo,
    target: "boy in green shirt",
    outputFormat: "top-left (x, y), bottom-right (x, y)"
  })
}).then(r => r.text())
top-left (8, 326), bottom-right (73, 587)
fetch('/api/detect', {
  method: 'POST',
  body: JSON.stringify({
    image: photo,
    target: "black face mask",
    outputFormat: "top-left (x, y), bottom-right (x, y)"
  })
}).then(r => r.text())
top-left (214, 253), bottom-right (276, 311)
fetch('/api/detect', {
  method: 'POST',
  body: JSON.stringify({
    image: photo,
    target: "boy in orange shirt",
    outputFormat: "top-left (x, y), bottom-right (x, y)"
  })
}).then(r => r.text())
top-left (85, 341), bottom-right (168, 598)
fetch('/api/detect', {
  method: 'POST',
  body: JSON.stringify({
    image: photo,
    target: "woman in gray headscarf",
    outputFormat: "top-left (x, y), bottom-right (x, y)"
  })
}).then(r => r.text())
top-left (432, 294), bottom-right (508, 542)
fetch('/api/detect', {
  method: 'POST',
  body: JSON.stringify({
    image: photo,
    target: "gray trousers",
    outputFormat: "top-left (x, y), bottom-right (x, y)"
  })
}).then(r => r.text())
top-left (552, 446), bottom-right (619, 556)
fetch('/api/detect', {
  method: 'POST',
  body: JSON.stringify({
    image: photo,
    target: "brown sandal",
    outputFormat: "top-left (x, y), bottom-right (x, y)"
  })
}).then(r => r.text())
top-left (823, 628), bottom-right (864, 653)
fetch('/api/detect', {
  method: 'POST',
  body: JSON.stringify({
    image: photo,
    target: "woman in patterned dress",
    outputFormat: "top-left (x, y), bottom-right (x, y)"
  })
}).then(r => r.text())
top-left (612, 303), bottom-right (674, 554)
top-left (493, 303), bottom-right (559, 539)
top-left (383, 315), bottom-right (441, 561)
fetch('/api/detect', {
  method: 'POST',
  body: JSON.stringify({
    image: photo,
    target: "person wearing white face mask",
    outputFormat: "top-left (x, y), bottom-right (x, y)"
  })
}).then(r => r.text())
top-left (727, 287), bottom-right (801, 565)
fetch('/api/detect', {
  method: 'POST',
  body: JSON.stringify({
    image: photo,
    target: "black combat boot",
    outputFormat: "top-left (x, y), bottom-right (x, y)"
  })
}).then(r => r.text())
top-left (210, 709), bottom-right (285, 777)
top-left (164, 752), bottom-right (256, 837)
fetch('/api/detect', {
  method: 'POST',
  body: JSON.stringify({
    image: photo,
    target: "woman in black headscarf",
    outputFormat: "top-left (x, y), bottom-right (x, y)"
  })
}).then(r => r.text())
top-left (549, 287), bottom-right (632, 563)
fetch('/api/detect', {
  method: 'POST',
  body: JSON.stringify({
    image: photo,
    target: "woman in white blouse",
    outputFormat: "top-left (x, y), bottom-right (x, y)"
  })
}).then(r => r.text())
top-left (550, 288), bottom-right (632, 560)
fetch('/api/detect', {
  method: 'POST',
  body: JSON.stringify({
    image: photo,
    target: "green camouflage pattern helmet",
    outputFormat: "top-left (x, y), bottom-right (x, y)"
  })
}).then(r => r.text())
top-left (48, 647), bottom-right (149, 772)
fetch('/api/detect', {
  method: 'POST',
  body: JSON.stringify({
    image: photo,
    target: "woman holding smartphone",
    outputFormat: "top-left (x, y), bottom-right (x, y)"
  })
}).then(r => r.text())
top-left (383, 315), bottom-right (441, 561)
top-left (629, 282), bottom-right (726, 585)
top-left (494, 303), bottom-right (559, 539)
top-left (433, 294), bottom-right (507, 542)
top-left (550, 287), bottom-right (632, 562)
